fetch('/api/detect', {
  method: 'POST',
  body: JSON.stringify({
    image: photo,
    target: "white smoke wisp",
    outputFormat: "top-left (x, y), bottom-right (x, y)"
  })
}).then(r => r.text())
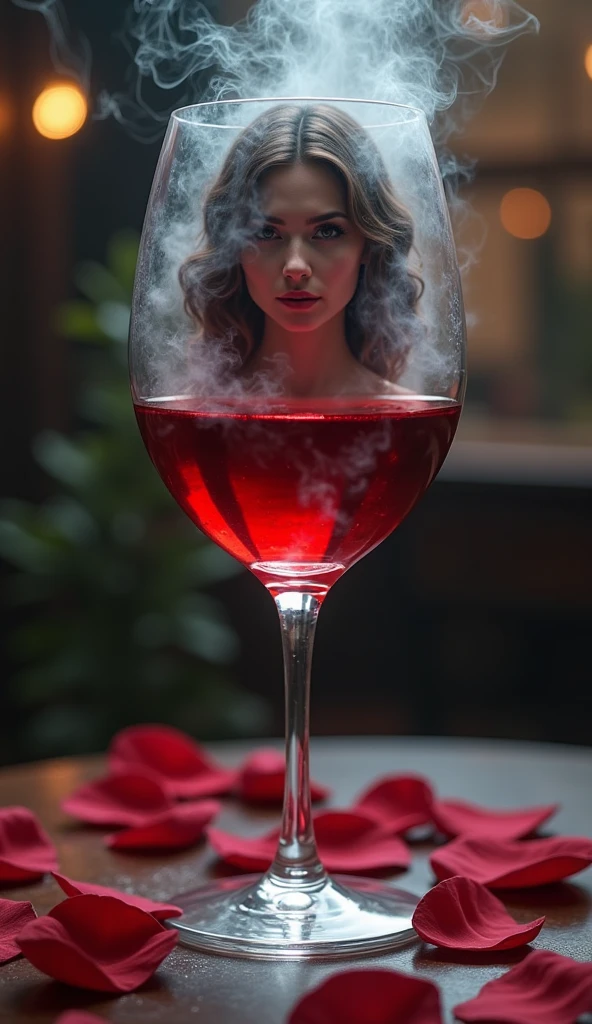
top-left (12, 0), bottom-right (91, 92)
top-left (99, 0), bottom-right (538, 145)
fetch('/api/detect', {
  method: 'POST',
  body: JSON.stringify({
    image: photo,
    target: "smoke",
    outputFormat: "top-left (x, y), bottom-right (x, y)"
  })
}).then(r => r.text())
top-left (12, 0), bottom-right (91, 92)
top-left (15, 0), bottom-right (538, 148)
top-left (15, 0), bottom-right (539, 403)
top-left (97, 0), bottom-right (537, 148)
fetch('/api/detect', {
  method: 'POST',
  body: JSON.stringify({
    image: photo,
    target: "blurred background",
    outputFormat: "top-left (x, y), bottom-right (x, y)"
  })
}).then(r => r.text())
top-left (1, 0), bottom-right (590, 765)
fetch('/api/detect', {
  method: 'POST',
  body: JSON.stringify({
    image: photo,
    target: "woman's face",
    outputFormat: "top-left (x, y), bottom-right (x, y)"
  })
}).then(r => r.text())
top-left (240, 161), bottom-right (366, 334)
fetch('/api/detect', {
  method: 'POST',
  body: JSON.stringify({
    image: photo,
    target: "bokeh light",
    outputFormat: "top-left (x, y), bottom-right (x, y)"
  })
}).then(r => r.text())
top-left (32, 82), bottom-right (87, 140)
top-left (500, 188), bottom-right (552, 239)
top-left (461, 0), bottom-right (508, 35)
top-left (0, 95), bottom-right (12, 137)
top-left (585, 44), bottom-right (592, 80)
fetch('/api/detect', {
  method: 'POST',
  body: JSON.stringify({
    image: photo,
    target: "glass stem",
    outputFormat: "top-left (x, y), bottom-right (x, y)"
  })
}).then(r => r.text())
top-left (267, 590), bottom-right (326, 889)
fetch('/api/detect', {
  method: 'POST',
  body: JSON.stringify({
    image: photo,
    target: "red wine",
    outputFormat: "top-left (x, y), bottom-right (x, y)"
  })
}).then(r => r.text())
top-left (135, 397), bottom-right (460, 589)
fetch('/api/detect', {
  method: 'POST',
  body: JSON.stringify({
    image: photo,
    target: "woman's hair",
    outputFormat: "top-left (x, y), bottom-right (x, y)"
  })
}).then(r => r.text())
top-left (179, 103), bottom-right (423, 380)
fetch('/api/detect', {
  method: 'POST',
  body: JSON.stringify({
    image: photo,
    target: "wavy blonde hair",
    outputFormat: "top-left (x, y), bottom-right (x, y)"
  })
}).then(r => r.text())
top-left (179, 103), bottom-right (423, 380)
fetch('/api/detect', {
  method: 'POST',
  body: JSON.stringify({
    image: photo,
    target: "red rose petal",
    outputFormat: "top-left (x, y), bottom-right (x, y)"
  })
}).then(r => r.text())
top-left (0, 806), bottom-right (59, 882)
top-left (454, 949), bottom-right (592, 1023)
top-left (430, 835), bottom-right (592, 889)
top-left (412, 876), bottom-right (545, 951)
top-left (208, 810), bottom-right (410, 874)
top-left (235, 748), bottom-right (330, 803)
top-left (56, 1014), bottom-right (105, 1024)
top-left (52, 872), bottom-right (182, 920)
top-left (0, 898), bottom-right (37, 963)
top-left (430, 798), bottom-right (558, 840)
top-left (206, 824), bottom-right (275, 871)
top-left (313, 811), bottom-right (411, 873)
top-left (108, 724), bottom-right (237, 799)
top-left (16, 894), bottom-right (177, 993)
top-left (355, 775), bottom-right (435, 833)
top-left (288, 969), bottom-right (443, 1023)
top-left (106, 799), bottom-right (220, 851)
top-left (61, 770), bottom-right (172, 827)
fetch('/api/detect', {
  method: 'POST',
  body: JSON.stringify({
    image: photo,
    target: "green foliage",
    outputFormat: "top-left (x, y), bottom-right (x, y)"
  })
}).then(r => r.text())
top-left (0, 231), bottom-right (268, 761)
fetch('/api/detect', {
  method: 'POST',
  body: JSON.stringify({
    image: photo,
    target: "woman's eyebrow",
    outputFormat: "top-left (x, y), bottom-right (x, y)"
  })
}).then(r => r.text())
top-left (307, 211), bottom-right (348, 224)
top-left (263, 211), bottom-right (349, 225)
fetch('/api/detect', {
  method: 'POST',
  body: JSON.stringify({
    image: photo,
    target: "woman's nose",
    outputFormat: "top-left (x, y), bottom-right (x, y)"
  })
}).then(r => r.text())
top-left (283, 241), bottom-right (311, 280)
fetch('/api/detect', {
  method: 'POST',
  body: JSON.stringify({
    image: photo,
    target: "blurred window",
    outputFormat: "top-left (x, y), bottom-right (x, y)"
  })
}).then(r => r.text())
top-left (447, 0), bottom-right (592, 476)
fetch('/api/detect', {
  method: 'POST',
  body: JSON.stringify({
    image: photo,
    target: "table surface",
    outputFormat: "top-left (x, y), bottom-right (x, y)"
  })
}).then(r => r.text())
top-left (0, 736), bottom-right (591, 1023)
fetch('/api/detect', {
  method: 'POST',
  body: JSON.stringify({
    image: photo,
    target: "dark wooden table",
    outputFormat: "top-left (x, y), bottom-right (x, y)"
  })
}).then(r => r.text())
top-left (1, 737), bottom-right (591, 1023)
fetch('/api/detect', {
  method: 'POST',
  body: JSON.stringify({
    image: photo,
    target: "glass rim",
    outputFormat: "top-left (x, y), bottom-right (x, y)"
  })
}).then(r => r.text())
top-left (171, 96), bottom-right (426, 129)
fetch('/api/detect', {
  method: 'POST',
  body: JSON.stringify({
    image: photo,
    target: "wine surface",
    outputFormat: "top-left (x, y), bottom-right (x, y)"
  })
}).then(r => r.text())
top-left (135, 397), bottom-right (460, 587)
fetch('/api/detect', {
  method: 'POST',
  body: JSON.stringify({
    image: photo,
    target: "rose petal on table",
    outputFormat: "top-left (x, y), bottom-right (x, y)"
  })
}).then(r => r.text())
top-left (430, 798), bottom-right (558, 840)
top-left (354, 775), bottom-right (435, 833)
top-left (56, 1013), bottom-right (106, 1024)
top-left (52, 872), bottom-right (182, 920)
top-left (16, 894), bottom-right (177, 993)
top-left (288, 969), bottom-right (443, 1023)
top-left (0, 898), bottom-right (37, 963)
top-left (106, 799), bottom-right (221, 851)
top-left (208, 810), bottom-right (410, 874)
top-left (430, 835), bottom-right (592, 889)
top-left (0, 806), bottom-right (59, 882)
top-left (314, 811), bottom-right (411, 872)
top-left (453, 949), bottom-right (592, 1023)
top-left (234, 748), bottom-right (330, 804)
top-left (412, 876), bottom-right (545, 951)
top-left (61, 771), bottom-right (172, 827)
top-left (108, 724), bottom-right (237, 799)
top-left (206, 823), bottom-right (277, 871)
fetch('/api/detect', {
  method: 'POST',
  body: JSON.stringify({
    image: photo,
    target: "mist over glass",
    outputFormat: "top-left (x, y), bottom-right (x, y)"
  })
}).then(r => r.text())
top-left (100, 0), bottom-right (538, 143)
top-left (14, 0), bottom-right (538, 138)
top-left (15, 0), bottom-right (539, 401)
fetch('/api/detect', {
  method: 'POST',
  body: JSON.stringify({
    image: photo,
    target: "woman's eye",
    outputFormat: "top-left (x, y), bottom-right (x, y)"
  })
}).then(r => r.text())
top-left (255, 225), bottom-right (279, 241)
top-left (313, 223), bottom-right (344, 240)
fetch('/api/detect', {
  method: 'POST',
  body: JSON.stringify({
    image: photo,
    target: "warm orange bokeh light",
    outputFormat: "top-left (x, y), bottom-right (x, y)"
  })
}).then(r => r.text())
top-left (585, 44), bottom-right (592, 80)
top-left (461, 0), bottom-right (508, 34)
top-left (0, 94), bottom-right (12, 136)
top-left (32, 83), bottom-right (87, 139)
top-left (500, 188), bottom-right (552, 240)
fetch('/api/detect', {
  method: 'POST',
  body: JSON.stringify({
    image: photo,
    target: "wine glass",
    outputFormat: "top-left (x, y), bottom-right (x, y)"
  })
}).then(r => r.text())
top-left (129, 97), bottom-right (466, 959)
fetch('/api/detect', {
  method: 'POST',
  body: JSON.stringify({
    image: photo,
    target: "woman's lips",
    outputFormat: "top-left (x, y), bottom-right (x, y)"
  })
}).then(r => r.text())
top-left (277, 297), bottom-right (321, 311)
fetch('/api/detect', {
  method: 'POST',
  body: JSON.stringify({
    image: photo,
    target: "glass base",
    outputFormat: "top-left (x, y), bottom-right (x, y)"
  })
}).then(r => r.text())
top-left (169, 873), bottom-right (419, 960)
